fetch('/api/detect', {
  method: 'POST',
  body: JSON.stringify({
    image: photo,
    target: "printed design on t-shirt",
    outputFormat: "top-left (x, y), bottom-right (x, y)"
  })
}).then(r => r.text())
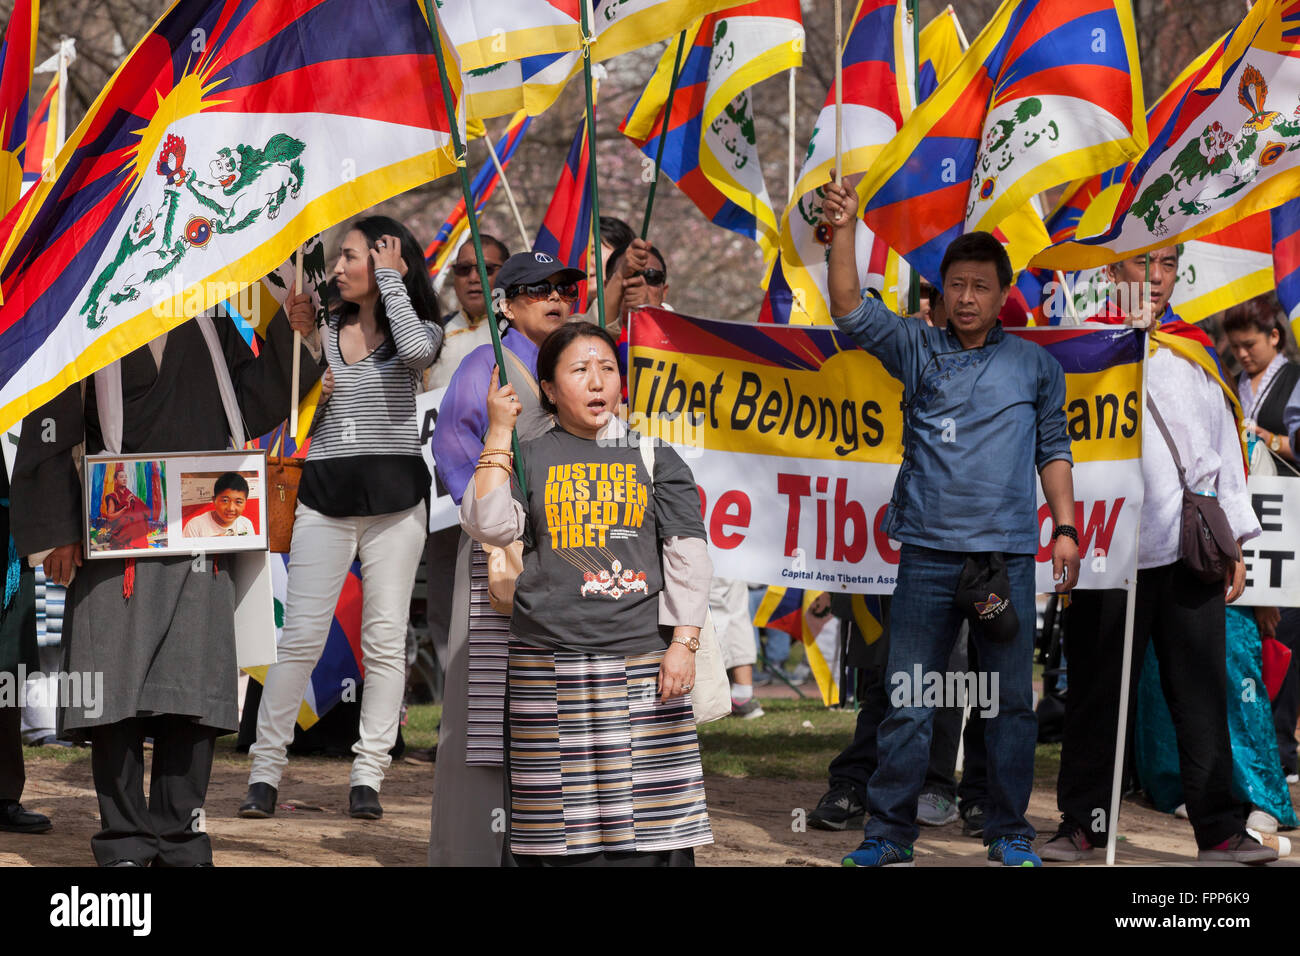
top-left (579, 559), bottom-right (649, 599)
top-left (543, 460), bottom-right (650, 599)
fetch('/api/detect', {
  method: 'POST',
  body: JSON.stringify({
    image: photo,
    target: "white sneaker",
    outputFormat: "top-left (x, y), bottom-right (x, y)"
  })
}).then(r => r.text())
top-left (1246, 809), bottom-right (1279, 833)
top-left (1173, 803), bottom-right (1189, 820)
top-left (915, 791), bottom-right (959, 826)
top-left (1287, 774), bottom-right (1299, 785)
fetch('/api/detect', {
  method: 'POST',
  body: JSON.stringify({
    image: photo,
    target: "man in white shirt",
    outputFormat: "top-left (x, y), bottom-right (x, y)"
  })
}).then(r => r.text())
top-left (1042, 247), bottom-right (1273, 864)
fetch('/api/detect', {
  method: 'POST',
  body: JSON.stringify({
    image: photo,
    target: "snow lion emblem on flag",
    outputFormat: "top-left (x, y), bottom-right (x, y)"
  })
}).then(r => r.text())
top-left (80, 132), bottom-right (306, 329)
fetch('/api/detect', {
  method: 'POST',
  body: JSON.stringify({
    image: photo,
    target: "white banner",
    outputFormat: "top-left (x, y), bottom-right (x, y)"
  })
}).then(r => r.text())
top-left (416, 388), bottom-right (460, 533)
top-left (1238, 475), bottom-right (1300, 607)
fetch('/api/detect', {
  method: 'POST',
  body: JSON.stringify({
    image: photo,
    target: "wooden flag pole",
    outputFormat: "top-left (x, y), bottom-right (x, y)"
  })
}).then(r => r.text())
top-left (580, 0), bottom-right (608, 328)
top-left (641, 30), bottom-right (689, 241)
top-left (424, 0), bottom-right (526, 491)
top-left (833, 0), bottom-right (843, 182)
top-left (290, 247), bottom-right (304, 437)
top-left (906, 0), bottom-right (921, 315)
top-left (787, 66), bottom-right (797, 205)
top-left (483, 126), bottom-right (532, 249)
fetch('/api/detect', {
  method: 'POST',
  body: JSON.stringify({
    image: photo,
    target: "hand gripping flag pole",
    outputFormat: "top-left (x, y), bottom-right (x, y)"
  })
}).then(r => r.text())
top-left (641, 30), bottom-right (688, 241)
top-left (580, 0), bottom-right (608, 328)
top-left (425, 1), bottom-right (526, 493)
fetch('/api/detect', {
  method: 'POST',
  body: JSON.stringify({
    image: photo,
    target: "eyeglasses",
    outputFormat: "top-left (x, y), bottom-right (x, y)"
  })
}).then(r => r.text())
top-left (507, 280), bottom-right (581, 302)
top-left (451, 262), bottom-right (502, 278)
top-left (637, 269), bottom-right (666, 287)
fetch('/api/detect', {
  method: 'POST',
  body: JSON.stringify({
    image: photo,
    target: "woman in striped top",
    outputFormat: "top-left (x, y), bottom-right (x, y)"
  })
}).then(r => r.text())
top-left (242, 216), bottom-right (441, 821)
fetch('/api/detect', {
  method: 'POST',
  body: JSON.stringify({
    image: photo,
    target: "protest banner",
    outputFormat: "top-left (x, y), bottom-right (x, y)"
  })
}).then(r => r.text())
top-left (626, 306), bottom-right (1144, 593)
top-left (1238, 474), bottom-right (1300, 607)
top-left (416, 387), bottom-right (460, 533)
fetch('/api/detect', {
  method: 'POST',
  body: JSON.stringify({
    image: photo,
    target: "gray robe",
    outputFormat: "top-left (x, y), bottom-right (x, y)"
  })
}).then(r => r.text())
top-left (10, 309), bottom-right (320, 738)
top-left (428, 348), bottom-right (550, 866)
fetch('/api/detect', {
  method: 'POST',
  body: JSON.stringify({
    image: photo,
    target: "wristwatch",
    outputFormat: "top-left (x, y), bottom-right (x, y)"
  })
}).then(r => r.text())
top-left (1271, 433), bottom-right (1282, 453)
top-left (671, 634), bottom-right (701, 652)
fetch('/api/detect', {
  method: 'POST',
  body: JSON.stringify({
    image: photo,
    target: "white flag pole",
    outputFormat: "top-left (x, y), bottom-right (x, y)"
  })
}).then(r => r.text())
top-left (1104, 316), bottom-right (1151, 865)
top-left (483, 127), bottom-right (531, 249)
top-left (787, 66), bottom-right (797, 203)
top-left (833, 0), bottom-right (843, 182)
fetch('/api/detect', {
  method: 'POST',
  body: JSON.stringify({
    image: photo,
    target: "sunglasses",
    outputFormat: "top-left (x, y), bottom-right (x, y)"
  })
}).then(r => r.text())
top-left (507, 280), bottom-right (581, 302)
top-left (451, 262), bottom-right (502, 278)
top-left (637, 268), bottom-right (666, 287)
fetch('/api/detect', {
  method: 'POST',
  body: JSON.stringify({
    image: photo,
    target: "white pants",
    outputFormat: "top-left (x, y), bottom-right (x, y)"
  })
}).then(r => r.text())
top-left (248, 500), bottom-right (427, 791)
top-left (708, 577), bottom-right (757, 670)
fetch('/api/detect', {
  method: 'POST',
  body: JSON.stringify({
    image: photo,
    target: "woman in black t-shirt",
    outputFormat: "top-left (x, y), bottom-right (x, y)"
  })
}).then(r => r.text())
top-left (462, 323), bottom-right (714, 865)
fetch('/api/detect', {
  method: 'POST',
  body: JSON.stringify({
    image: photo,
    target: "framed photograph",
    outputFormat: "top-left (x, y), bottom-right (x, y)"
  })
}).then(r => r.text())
top-left (83, 450), bottom-right (267, 558)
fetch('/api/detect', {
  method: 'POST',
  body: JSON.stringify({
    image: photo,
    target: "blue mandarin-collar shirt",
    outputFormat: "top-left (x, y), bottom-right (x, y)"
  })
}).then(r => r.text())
top-left (834, 295), bottom-right (1072, 555)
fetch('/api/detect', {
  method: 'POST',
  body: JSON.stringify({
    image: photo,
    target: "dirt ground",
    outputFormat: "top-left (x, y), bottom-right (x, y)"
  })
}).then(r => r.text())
top-left (3, 748), bottom-right (1296, 867)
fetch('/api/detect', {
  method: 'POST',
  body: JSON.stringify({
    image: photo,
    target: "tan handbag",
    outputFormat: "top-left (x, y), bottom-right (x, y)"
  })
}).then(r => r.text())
top-left (266, 454), bottom-right (303, 554)
top-left (635, 434), bottom-right (730, 724)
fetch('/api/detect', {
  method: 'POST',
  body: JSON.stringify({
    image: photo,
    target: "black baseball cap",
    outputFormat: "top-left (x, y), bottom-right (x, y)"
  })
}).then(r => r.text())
top-left (493, 251), bottom-right (586, 295)
top-left (955, 553), bottom-right (1020, 644)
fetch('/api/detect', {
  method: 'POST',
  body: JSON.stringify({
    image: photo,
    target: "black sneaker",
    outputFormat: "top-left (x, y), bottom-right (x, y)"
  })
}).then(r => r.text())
top-left (960, 803), bottom-right (986, 838)
top-left (808, 785), bottom-right (865, 831)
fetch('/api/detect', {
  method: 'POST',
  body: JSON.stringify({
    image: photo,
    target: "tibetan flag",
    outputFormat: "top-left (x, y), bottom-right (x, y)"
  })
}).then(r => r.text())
top-left (1274, 197), bottom-right (1300, 334)
top-left (590, 0), bottom-right (740, 63)
top-left (20, 72), bottom-right (55, 192)
top-left (425, 110), bottom-right (532, 279)
top-left (764, 0), bottom-right (915, 326)
top-left (0, 0), bottom-right (461, 434)
top-left (861, 0), bottom-right (1145, 284)
top-left (438, 0), bottom-right (582, 73)
top-left (245, 555), bottom-right (363, 730)
top-left (1049, 212), bottom-right (1275, 324)
top-left (621, 1), bottom-right (801, 260)
top-left (463, 50), bottom-right (580, 121)
top-left (917, 4), bottom-right (963, 101)
top-left (0, 0), bottom-right (38, 215)
top-left (753, 585), bottom-right (841, 706)
top-left (1034, 0), bottom-right (1300, 270)
top-left (534, 116), bottom-right (592, 302)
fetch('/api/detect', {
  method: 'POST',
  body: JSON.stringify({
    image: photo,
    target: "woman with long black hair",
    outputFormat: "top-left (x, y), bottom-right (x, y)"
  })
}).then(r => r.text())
top-left (242, 216), bottom-right (441, 820)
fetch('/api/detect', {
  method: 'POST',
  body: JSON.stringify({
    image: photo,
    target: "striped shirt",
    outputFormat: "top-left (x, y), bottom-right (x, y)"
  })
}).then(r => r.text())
top-left (308, 268), bottom-right (442, 461)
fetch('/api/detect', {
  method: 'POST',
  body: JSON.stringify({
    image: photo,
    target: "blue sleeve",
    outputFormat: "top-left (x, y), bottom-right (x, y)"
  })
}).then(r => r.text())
top-left (1284, 376), bottom-right (1300, 447)
top-left (1035, 353), bottom-right (1073, 470)
top-left (830, 293), bottom-right (922, 385)
top-left (433, 348), bottom-right (491, 505)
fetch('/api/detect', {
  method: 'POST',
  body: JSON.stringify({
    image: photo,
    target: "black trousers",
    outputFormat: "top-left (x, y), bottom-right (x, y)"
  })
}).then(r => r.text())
top-left (89, 715), bottom-right (220, 866)
top-left (1272, 608), bottom-right (1300, 776)
top-left (0, 689), bottom-right (23, 802)
top-left (828, 629), bottom-right (987, 807)
top-left (1058, 561), bottom-right (1244, 850)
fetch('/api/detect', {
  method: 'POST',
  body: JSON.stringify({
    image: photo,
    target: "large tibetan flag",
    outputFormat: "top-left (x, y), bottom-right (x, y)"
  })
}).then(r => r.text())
top-left (20, 72), bottom-right (55, 192)
top-left (861, 0), bottom-right (1145, 285)
top-left (425, 111), bottom-right (532, 280)
top-left (752, 585), bottom-right (844, 706)
top-left (1275, 197), bottom-right (1300, 333)
top-left (621, 1), bottom-right (801, 260)
top-left (0, 0), bottom-right (38, 215)
top-left (1034, 0), bottom-right (1300, 270)
top-left (534, 117), bottom-right (592, 300)
top-left (0, 0), bottom-right (460, 433)
top-left (463, 51), bottom-right (580, 121)
top-left (763, 0), bottom-right (915, 325)
top-left (245, 555), bottom-right (363, 731)
top-left (441, 0), bottom-right (737, 89)
top-left (1045, 212), bottom-right (1274, 324)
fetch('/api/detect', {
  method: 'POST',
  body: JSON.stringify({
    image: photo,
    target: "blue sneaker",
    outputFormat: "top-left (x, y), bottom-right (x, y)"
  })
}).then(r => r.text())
top-left (841, 837), bottom-right (914, 867)
top-left (986, 834), bottom-right (1042, 867)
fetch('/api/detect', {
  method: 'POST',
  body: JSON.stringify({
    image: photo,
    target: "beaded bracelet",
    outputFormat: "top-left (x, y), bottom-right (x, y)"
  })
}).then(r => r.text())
top-left (474, 460), bottom-right (514, 476)
top-left (1051, 524), bottom-right (1078, 544)
top-left (481, 447), bottom-right (514, 458)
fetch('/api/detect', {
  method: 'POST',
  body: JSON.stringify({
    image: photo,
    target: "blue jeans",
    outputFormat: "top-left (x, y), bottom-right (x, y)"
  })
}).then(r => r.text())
top-left (863, 544), bottom-right (1037, 846)
top-left (748, 585), bottom-right (790, 669)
